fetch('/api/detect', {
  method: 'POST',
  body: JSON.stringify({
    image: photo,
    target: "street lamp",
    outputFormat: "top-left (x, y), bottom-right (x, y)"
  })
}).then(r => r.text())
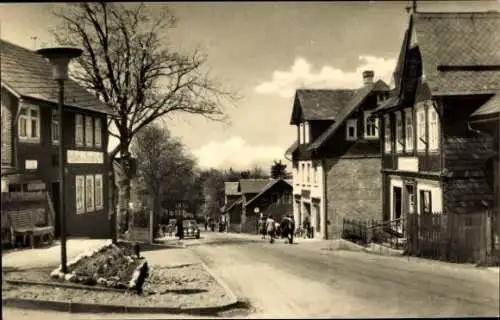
top-left (37, 47), bottom-right (83, 274)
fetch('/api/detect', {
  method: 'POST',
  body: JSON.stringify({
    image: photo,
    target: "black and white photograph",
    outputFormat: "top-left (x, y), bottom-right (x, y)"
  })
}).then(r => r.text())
top-left (1, 1), bottom-right (499, 319)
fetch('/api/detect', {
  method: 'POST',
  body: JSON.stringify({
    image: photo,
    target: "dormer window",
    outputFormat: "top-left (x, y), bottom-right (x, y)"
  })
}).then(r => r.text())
top-left (346, 119), bottom-right (357, 141)
top-left (364, 111), bottom-right (378, 139)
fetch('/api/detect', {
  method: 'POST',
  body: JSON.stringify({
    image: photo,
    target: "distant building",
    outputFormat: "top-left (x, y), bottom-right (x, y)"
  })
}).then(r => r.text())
top-left (286, 72), bottom-right (391, 239)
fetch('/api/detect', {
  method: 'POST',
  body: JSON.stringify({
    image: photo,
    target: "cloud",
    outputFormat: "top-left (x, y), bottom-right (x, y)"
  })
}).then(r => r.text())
top-left (192, 136), bottom-right (285, 171)
top-left (255, 55), bottom-right (397, 98)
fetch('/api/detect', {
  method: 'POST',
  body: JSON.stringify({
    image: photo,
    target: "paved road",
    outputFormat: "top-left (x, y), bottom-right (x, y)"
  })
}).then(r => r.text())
top-left (189, 231), bottom-right (500, 318)
top-left (3, 232), bottom-right (499, 319)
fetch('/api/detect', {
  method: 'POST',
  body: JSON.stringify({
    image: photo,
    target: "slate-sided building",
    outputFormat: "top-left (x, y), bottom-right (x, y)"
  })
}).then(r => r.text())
top-left (1, 39), bottom-right (116, 238)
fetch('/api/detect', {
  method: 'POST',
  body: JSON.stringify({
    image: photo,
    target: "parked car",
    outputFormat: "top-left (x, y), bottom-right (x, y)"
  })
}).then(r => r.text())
top-left (183, 219), bottom-right (201, 239)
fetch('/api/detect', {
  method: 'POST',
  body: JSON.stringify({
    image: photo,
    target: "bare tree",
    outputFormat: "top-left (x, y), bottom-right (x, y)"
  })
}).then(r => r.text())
top-left (52, 3), bottom-right (237, 231)
top-left (131, 124), bottom-right (196, 230)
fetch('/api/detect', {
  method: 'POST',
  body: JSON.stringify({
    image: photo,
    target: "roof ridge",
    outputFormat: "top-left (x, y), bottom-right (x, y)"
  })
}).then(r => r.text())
top-left (0, 39), bottom-right (34, 53)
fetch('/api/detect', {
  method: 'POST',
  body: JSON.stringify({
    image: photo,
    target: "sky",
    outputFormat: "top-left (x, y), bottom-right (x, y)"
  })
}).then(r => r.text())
top-left (1, 1), bottom-right (499, 171)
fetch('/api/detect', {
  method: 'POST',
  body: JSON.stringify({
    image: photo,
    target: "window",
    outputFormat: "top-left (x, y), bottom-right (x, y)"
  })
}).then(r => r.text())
top-left (313, 164), bottom-right (318, 184)
top-left (75, 114), bottom-right (84, 146)
top-left (395, 111), bottom-right (403, 152)
top-left (94, 118), bottom-right (102, 148)
top-left (420, 190), bottom-right (432, 214)
top-left (18, 104), bottom-right (40, 141)
top-left (75, 176), bottom-right (85, 214)
top-left (271, 193), bottom-right (279, 204)
top-left (346, 119), bottom-right (357, 141)
top-left (304, 122), bottom-right (310, 144)
top-left (85, 116), bottom-right (93, 147)
top-left (428, 106), bottom-right (439, 151)
top-left (85, 175), bottom-right (95, 212)
top-left (384, 114), bottom-right (391, 153)
top-left (52, 110), bottom-right (60, 145)
top-left (305, 163), bottom-right (310, 184)
top-left (364, 111), bottom-right (378, 138)
top-left (405, 110), bottom-right (413, 152)
top-left (416, 107), bottom-right (426, 151)
top-left (94, 174), bottom-right (103, 210)
top-left (301, 162), bottom-right (305, 184)
top-left (282, 193), bottom-right (291, 204)
top-left (299, 123), bottom-right (304, 144)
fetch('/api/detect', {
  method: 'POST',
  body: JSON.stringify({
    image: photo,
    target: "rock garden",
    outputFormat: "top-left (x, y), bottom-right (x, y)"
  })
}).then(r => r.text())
top-left (2, 241), bottom-right (234, 310)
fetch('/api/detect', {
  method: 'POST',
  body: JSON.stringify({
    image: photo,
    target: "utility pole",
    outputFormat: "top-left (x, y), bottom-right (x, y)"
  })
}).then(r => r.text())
top-left (405, 0), bottom-right (417, 14)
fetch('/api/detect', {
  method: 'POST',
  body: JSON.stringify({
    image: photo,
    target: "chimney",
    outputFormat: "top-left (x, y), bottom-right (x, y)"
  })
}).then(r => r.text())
top-left (362, 70), bottom-right (374, 86)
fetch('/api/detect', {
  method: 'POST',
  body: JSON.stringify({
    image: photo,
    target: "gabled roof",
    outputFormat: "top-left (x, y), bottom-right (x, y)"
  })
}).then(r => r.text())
top-left (308, 80), bottom-right (390, 151)
top-left (413, 11), bottom-right (500, 96)
top-left (0, 39), bottom-right (116, 116)
top-left (224, 181), bottom-right (241, 196)
top-left (245, 179), bottom-right (292, 207)
top-left (239, 179), bottom-right (272, 194)
top-left (289, 89), bottom-right (355, 125)
top-left (470, 93), bottom-right (500, 119)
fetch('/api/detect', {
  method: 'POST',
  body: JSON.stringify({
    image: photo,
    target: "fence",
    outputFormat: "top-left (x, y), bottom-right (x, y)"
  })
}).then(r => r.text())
top-left (407, 210), bottom-right (497, 264)
top-left (342, 217), bottom-right (406, 249)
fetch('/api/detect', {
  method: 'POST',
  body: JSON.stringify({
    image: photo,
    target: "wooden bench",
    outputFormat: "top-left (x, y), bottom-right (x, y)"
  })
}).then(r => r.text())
top-left (8, 210), bottom-right (54, 248)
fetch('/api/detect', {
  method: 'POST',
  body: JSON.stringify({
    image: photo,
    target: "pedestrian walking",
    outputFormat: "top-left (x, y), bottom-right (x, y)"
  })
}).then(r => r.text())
top-left (281, 215), bottom-right (295, 244)
top-left (266, 216), bottom-right (276, 244)
top-left (303, 216), bottom-right (311, 239)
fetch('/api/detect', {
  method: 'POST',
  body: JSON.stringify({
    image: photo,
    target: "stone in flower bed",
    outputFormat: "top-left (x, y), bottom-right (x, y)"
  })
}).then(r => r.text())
top-left (50, 241), bottom-right (148, 292)
top-left (2, 264), bottom-right (232, 309)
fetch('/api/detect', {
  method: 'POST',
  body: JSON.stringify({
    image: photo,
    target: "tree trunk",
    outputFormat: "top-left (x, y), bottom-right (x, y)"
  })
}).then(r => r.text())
top-left (117, 144), bottom-right (133, 234)
top-left (153, 194), bottom-right (162, 238)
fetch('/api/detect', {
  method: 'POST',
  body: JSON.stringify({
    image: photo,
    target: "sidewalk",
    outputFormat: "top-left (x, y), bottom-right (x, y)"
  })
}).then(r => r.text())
top-left (2, 238), bottom-right (111, 270)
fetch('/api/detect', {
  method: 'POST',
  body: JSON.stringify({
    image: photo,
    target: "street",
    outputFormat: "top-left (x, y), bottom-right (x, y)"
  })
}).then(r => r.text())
top-left (3, 231), bottom-right (499, 319)
top-left (189, 231), bottom-right (499, 318)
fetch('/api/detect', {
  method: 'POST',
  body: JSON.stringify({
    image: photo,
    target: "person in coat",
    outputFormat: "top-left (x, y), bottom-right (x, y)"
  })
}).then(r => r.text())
top-left (266, 216), bottom-right (276, 243)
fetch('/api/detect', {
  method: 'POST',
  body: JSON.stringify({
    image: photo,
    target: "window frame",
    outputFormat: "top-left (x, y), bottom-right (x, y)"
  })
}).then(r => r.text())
top-left (364, 111), bottom-right (379, 139)
top-left (301, 162), bottom-right (305, 184)
top-left (416, 106), bottom-right (427, 152)
top-left (75, 114), bottom-right (84, 147)
top-left (18, 104), bottom-right (40, 142)
top-left (346, 119), bottom-right (358, 141)
top-left (304, 121), bottom-right (310, 144)
top-left (85, 175), bottom-right (95, 212)
top-left (405, 109), bottom-right (414, 152)
top-left (94, 174), bottom-right (103, 210)
top-left (420, 190), bottom-right (432, 214)
top-left (395, 111), bottom-right (403, 153)
top-left (85, 115), bottom-right (94, 147)
top-left (428, 107), bottom-right (440, 151)
top-left (51, 109), bottom-right (60, 145)
top-left (94, 117), bottom-right (102, 148)
top-left (75, 175), bottom-right (85, 214)
top-left (384, 114), bottom-right (391, 153)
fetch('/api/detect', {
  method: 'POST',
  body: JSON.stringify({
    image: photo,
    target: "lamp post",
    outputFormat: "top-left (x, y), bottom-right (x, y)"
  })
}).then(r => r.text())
top-left (37, 47), bottom-right (83, 274)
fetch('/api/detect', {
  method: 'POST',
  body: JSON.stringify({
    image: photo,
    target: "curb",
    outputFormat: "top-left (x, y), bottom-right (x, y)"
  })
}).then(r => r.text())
top-left (2, 295), bottom-right (239, 315)
top-left (199, 261), bottom-right (239, 305)
top-left (3, 260), bottom-right (240, 315)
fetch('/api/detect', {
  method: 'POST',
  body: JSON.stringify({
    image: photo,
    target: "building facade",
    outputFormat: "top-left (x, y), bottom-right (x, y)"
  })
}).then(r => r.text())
top-left (372, 11), bottom-right (500, 253)
top-left (1, 39), bottom-right (116, 238)
top-left (287, 72), bottom-right (390, 239)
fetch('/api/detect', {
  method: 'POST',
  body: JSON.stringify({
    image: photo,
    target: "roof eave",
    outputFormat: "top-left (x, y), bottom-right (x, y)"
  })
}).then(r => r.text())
top-left (1, 81), bottom-right (21, 98)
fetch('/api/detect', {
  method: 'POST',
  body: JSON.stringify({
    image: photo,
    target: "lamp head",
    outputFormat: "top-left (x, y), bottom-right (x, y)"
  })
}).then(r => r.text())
top-left (37, 47), bottom-right (83, 80)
